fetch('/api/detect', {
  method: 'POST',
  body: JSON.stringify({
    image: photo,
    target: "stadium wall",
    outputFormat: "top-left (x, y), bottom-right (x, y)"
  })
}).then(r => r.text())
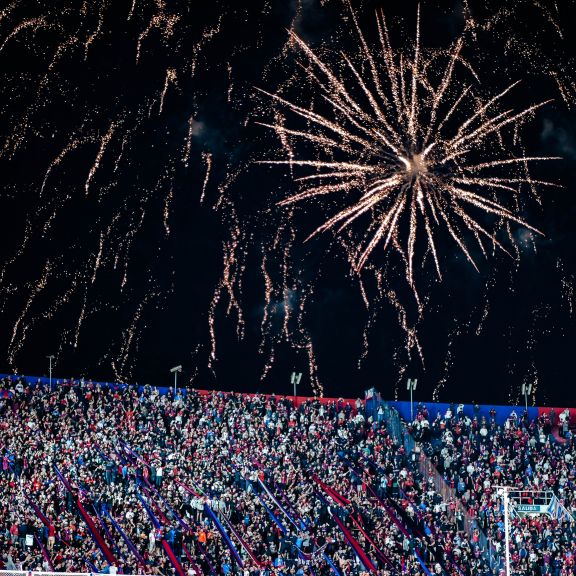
top-left (1, 373), bottom-right (572, 425)
top-left (0, 373), bottom-right (360, 410)
top-left (387, 400), bottom-right (539, 426)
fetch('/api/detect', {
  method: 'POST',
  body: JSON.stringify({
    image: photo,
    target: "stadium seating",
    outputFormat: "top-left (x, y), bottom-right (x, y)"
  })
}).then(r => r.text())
top-left (0, 376), bottom-right (574, 576)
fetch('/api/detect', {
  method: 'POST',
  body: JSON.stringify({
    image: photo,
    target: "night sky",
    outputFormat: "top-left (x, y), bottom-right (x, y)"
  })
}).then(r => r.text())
top-left (0, 0), bottom-right (574, 406)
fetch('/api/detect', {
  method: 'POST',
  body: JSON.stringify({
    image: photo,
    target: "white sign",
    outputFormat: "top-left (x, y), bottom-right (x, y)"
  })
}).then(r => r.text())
top-left (516, 504), bottom-right (548, 514)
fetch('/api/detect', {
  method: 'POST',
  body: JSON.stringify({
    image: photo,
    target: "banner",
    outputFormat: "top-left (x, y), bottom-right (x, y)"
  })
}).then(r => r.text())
top-left (119, 440), bottom-right (150, 468)
top-left (143, 477), bottom-right (191, 532)
top-left (311, 474), bottom-right (350, 507)
top-left (258, 479), bottom-right (301, 530)
top-left (135, 490), bottom-right (162, 529)
top-left (92, 504), bottom-right (125, 561)
top-left (349, 514), bottom-right (395, 571)
top-left (183, 544), bottom-right (205, 576)
top-left (366, 484), bottom-right (410, 537)
top-left (323, 552), bottom-right (342, 576)
top-left (197, 540), bottom-right (219, 576)
top-left (24, 492), bottom-right (51, 527)
top-left (204, 503), bottom-right (244, 566)
top-left (84, 558), bottom-right (100, 573)
top-left (140, 485), bottom-right (169, 524)
top-left (221, 513), bottom-right (263, 567)
top-left (330, 513), bottom-right (377, 573)
top-left (34, 534), bottom-right (55, 571)
top-left (174, 478), bottom-right (204, 497)
top-left (161, 539), bottom-right (186, 576)
top-left (275, 485), bottom-right (308, 530)
top-left (135, 489), bottom-right (186, 576)
top-left (106, 510), bottom-right (146, 565)
top-left (54, 465), bottom-right (117, 566)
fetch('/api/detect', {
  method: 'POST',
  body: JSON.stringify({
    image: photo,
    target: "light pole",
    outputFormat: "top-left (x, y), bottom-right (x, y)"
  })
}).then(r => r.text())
top-left (170, 365), bottom-right (182, 396)
top-left (407, 378), bottom-right (418, 421)
top-left (496, 486), bottom-right (512, 576)
top-left (521, 383), bottom-right (532, 413)
top-left (290, 372), bottom-right (302, 399)
top-left (47, 355), bottom-right (55, 391)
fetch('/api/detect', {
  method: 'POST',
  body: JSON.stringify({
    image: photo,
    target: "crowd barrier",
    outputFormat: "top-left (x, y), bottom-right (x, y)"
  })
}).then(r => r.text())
top-left (0, 373), bottom-right (176, 398)
top-left (0, 374), bottom-right (361, 410)
top-left (193, 388), bottom-right (361, 411)
top-left (388, 400), bottom-right (576, 428)
top-left (2, 374), bottom-right (575, 426)
top-left (378, 398), bottom-right (503, 571)
top-left (417, 450), bottom-right (502, 569)
top-left (387, 399), bottom-right (539, 426)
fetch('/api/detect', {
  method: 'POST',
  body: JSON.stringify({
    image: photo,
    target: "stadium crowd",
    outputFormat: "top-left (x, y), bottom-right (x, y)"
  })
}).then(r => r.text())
top-left (410, 403), bottom-right (576, 576)
top-left (0, 376), bottom-right (574, 576)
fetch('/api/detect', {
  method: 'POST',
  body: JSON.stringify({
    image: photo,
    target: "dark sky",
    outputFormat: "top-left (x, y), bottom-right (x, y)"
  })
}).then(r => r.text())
top-left (0, 0), bottom-right (574, 406)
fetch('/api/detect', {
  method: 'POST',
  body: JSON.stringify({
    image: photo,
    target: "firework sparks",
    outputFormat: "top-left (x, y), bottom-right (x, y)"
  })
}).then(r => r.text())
top-left (200, 152), bottom-right (212, 204)
top-left (259, 4), bottom-right (560, 290)
top-left (85, 121), bottom-right (117, 195)
top-left (0, 0), bottom-right (572, 401)
top-left (159, 68), bottom-right (177, 115)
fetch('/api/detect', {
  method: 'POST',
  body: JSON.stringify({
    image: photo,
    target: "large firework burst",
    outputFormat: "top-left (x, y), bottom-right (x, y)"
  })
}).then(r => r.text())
top-left (258, 4), bottom-right (560, 288)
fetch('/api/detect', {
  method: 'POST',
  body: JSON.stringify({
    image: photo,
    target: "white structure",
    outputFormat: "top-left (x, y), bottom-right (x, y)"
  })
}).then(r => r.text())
top-left (521, 382), bottom-right (532, 412)
top-left (170, 364), bottom-right (182, 395)
top-left (508, 489), bottom-right (574, 523)
top-left (290, 371), bottom-right (302, 397)
top-left (406, 378), bottom-right (417, 421)
top-left (496, 486), bottom-right (574, 576)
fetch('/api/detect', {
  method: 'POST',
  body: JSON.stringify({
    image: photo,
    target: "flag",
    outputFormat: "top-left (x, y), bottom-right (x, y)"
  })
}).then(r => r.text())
top-left (106, 511), bottom-right (146, 566)
top-left (204, 503), bottom-right (244, 567)
top-left (53, 465), bottom-right (117, 566)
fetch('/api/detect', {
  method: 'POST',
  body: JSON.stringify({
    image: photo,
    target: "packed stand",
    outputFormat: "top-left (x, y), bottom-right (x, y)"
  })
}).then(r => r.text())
top-left (410, 403), bottom-right (576, 576)
top-left (1, 377), bottom-right (459, 576)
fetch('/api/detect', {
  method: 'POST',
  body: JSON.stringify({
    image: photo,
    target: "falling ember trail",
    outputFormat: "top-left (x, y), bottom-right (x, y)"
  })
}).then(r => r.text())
top-left (85, 122), bottom-right (117, 195)
top-left (159, 68), bottom-right (177, 115)
top-left (200, 153), bottom-right (212, 204)
top-left (163, 187), bottom-right (173, 235)
top-left (8, 261), bottom-right (52, 365)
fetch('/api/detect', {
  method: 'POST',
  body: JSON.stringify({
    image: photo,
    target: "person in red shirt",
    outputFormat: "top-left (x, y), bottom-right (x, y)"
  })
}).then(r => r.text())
top-left (47, 523), bottom-right (56, 551)
top-left (9, 522), bottom-right (18, 544)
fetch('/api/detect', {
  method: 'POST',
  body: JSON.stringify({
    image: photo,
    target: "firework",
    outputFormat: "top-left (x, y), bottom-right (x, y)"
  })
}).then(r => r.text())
top-left (0, 0), bottom-right (572, 402)
top-left (258, 3), bottom-right (560, 289)
top-left (0, 0), bottom-right (232, 381)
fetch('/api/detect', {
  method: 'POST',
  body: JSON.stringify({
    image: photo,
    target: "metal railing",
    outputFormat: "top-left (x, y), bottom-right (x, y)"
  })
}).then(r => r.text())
top-left (416, 451), bottom-right (501, 566)
top-left (508, 489), bottom-right (575, 523)
top-left (371, 395), bottom-right (502, 570)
